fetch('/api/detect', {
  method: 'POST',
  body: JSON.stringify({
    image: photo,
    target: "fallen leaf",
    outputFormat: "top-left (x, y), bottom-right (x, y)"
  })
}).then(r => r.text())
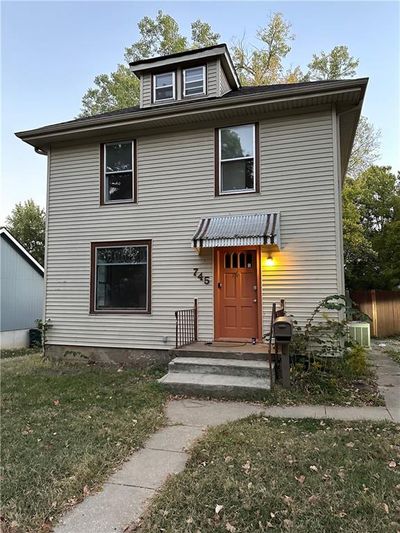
top-left (53, 400), bottom-right (60, 406)
top-left (388, 461), bottom-right (397, 468)
top-left (283, 519), bottom-right (294, 529)
top-left (383, 503), bottom-right (389, 514)
top-left (224, 456), bottom-right (233, 463)
top-left (242, 460), bottom-right (251, 473)
top-left (309, 465), bottom-right (318, 472)
top-left (186, 517), bottom-right (194, 524)
top-left (225, 523), bottom-right (236, 532)
top-left (282, 495), bottom-right (294, 506)
top-left (346, 442), bottom-right (355, 448)
top-left (295, 475), bottom-right (305, 484)
top-left (215, 504), bottom-right (224, 515)
top-left (308, 495), bottom-right (319, 505)
top-left (83, 485), bottom-right (90, 496)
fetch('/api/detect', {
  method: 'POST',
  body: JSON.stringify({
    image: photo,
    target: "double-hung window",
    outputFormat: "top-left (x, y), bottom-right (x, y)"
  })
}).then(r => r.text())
top-left (91, 241), bottom-right (151, 313)
top-left (217, 124), bottom-right (258, 195)
top-left (183, 66), bottom-right (205, 96)
top-left (102, 141), bottom-right (135, 203)
top-left (153, 72), bottom-right (175, 102)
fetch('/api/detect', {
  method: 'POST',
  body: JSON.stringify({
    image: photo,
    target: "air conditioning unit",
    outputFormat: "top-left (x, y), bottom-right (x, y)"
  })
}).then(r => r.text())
top-left (348, 321), bottom-right (371, 348)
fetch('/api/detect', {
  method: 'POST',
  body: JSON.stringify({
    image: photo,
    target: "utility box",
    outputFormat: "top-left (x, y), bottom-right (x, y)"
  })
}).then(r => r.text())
top-left (273, 316), bottom-right (293, 344)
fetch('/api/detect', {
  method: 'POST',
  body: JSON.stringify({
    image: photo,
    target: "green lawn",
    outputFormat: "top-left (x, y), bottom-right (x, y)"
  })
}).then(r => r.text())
top-left (0, 347), bottom-right (41, 359)
top-left (1, 355), bottom-right (167, 533)
top-left (138, 417), bottom-right (400, 533)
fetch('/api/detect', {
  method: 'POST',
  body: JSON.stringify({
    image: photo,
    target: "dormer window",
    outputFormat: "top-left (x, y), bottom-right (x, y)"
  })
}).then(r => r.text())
top-left (153, 72), bottom-right (175, 102)
top-left (183, 66), bottom-right (206, 97)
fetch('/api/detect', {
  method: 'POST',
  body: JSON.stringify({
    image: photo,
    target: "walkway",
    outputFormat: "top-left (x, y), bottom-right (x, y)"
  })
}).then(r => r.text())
top-left (55, 342), bottom-right (399, 533)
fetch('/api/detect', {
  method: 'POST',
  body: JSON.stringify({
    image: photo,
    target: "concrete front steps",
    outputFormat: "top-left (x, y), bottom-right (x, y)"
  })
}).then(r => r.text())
top-left (158, 355), bottom-right (274, 399)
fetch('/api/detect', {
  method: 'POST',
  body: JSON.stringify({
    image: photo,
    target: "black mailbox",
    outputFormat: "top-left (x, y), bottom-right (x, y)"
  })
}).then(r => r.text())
top-left (273, 316), bottom-right (293, 343)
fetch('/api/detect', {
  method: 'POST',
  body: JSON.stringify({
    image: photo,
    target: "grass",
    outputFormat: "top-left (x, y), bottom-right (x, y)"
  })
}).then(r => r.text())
top-left (138, 417), bottom-right (400, 533)
top-left (1, 355), bottom-right (167, 533)
top-left (0, 347), bottom-right (41, 359)
top-left (385, 347), bottom-right (400, 365)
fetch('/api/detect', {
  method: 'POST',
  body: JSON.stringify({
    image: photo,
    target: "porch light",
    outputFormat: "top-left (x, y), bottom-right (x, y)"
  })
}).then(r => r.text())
top-left (265, 253), bottom-right (274, 267)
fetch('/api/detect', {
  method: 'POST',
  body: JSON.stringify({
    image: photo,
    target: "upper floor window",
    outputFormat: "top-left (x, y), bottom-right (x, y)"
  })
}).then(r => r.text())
top-left (216, 123), bottom-right (259, 195)
top-left (91, 240), bottom-right (151, 313)
top-left (101, 141), bottom-right (135, 204)
top-left (153, 72), bottom-right (175, 102)
top-left (183, 66), bottom-right (205, 97)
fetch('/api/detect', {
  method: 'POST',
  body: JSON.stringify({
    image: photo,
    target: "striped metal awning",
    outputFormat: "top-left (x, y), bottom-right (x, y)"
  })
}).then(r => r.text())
top-left (192, 213), bottom-right (280, 248)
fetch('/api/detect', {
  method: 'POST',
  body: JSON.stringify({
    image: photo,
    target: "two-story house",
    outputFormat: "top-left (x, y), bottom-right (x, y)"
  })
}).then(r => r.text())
top-left (16, 44), bottom-right (367, 391)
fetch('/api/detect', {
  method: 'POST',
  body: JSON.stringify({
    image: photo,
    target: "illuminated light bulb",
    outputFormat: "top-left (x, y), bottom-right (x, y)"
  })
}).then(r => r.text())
top-left (266, 254), bottom-right (274, 267)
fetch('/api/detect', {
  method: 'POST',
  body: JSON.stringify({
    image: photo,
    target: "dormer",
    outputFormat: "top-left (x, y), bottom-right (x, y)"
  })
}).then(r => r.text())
top-left (129, 43), bottom-right (240, 109)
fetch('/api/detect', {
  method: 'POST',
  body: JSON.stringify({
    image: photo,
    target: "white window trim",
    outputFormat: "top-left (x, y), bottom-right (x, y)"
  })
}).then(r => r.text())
top-left (94, 243), bottom-right (150, 312)
top-left (183, 65), bottom-right (206, 97)
top-left (153, 71), bottom-right (176, 102)
top-left (104, 141), bottom-right (135, 204)
top-left (219, 124), bottom-right (256, 195)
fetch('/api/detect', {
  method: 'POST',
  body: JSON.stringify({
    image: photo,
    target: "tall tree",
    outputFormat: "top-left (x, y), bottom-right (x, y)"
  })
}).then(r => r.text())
top-left (80, 11), bottom-right (220, 117)
top-left (6, 200), bottom-right (46, 266)
top-left (305, 45), bottom-right (359, 80)
top-left (347, 116), bottom-right (381, 178)
top-left (343, 166), bottom-right (400, 289)
top-left (231, 12), bottom-right (303, 85)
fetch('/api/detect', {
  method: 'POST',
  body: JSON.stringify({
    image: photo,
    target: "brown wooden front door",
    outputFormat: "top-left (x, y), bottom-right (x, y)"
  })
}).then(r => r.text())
top-left (214, 247), bottom-right (260, 341)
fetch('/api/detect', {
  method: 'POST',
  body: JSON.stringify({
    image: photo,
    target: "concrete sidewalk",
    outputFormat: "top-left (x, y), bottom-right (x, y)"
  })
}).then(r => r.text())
top-left (370, 340), bottom-right (400, 422)
top-left (53, 342), bottom-right (400, 532)
top-left (54, 395), bottom-right (396, 533)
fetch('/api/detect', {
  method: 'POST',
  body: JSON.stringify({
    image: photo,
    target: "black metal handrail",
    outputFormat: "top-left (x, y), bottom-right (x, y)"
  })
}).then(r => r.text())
top-left (175, 299), bottom-right (198, 349)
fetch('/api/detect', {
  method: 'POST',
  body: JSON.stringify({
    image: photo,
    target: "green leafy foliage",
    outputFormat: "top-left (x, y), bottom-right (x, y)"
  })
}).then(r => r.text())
top-left (305, 45), bottom-right (359, 80)
top-left (5, 199), bottom-right (45, 265)
top-left (343, 166), bottom-right (400, 289)
top-left (79, 11), bottom-right (220, 117)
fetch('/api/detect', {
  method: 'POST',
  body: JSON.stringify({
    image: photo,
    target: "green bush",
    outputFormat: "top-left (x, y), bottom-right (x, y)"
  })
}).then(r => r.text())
top-left (343, 343), bottom-right (368, 376)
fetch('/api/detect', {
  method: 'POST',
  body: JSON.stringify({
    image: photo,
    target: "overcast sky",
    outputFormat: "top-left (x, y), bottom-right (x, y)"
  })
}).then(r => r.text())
top-left (1, 1), bottom-right (399, 221)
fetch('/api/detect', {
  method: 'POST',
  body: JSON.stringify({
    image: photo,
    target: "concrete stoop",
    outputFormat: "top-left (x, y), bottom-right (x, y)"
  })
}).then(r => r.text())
top-left (158, 355), bottom-right (274, 398)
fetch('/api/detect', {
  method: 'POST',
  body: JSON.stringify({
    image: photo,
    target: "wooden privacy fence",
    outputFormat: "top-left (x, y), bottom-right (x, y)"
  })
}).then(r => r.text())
top-left (350, 290), bottom-right (400, 338)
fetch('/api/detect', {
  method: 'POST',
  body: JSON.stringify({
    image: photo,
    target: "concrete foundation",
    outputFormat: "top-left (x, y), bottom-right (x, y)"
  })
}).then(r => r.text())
top-left (45, 344), bottom-right (171, 368)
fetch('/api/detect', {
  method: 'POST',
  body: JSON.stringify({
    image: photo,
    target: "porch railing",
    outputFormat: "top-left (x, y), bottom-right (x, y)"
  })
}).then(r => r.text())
top-left (267, 299), bottom-right (286, 388)
top-left (175, 299), bottom-right (198, 349)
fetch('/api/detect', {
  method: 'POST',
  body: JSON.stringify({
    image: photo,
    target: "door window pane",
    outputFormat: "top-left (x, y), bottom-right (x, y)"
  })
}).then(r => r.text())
top-left (95, 245), bottom-right (148, 310)
top-left (232, 253), bottom-right (238, 268)
top-left (239, 252), bottom-right (245, 268)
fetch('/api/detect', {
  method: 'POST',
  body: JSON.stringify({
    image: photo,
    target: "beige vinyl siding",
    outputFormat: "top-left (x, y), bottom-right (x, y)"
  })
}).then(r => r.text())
top-left (46, 110), bottom-right (340, 349)
top-left (141, 74), bottom-right (152, 107)
top-left (206, 60), bottom-right (218, 96)
top-left (219, 62), bottom-right (231, 95)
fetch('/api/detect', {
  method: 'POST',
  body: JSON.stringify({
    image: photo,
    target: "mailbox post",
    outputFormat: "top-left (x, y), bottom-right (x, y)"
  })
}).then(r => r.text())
top-left (273, 316), bottom-right (293, 389)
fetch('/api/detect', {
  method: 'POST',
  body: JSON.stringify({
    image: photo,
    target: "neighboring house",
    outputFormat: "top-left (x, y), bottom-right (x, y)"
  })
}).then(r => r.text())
top-left (0, 228), bottom-right (44, 349)
top-left (16, 44), bottom-right (367, 367)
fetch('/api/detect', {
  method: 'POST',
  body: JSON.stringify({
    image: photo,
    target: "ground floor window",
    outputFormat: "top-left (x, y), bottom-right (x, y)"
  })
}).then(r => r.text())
top-left (90, 240), bottom-right (151, 313)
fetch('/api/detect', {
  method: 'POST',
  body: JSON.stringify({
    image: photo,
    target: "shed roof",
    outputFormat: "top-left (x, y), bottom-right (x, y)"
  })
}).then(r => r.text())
top-left (0, 228), bottom-right (44, 277)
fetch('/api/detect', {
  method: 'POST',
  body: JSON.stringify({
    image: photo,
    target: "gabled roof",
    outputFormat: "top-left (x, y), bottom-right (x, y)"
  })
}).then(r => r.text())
top-left (0, 227), bottom-right (44, 277)
top-left (129, 43), bottom-right (240, 89)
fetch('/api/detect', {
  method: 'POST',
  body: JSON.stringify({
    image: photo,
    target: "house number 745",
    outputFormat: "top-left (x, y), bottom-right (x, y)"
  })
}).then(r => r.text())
top-left (193, 268), bottom-right (210, 285)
